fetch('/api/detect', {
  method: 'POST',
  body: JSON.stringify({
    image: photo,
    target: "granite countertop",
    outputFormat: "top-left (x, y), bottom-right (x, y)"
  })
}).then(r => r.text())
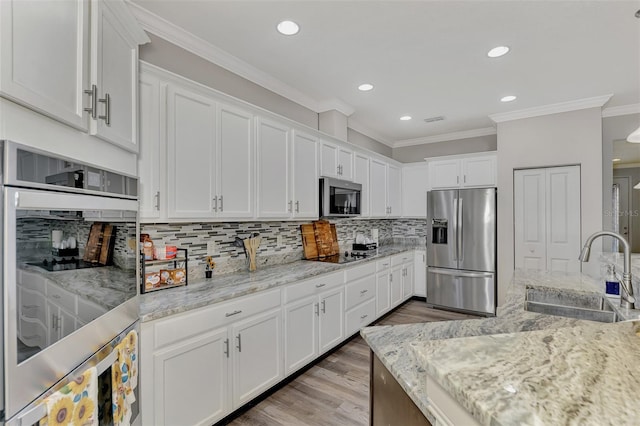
top-left (139, 244), bottom-right (420, 322)
top-left (361, 269), bottom-right (640, 426)
top-left (20, 263), bottom-right (136, 310)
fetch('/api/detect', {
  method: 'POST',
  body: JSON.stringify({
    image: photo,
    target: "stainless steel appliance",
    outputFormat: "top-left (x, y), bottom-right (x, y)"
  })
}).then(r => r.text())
top-left (1, 141), bottom-right (139, 423)
top-left (319, 177), bottom-right (362, 217)
top-left (426, 188), bottom-right (496, 315)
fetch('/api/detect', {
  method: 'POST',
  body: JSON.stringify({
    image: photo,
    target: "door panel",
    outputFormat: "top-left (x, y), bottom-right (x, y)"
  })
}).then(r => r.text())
top-left (427, 268), bottom-right (494, 314)
top-left (546, 166), bottom-right (581, 273)
top-left (292, 131), bottom-right (318, 219)
top-left (427, 190), bottom-right (457, 269)
top-left (318, 289), bottom-right (344, 353)
top-left (284, 296), bottom-right (317, 375)
top-left (514, 170), bottom-right (546, 270)
top-left (257, 119), bottom-right (290, 217)
top-left (458, 188), bottom-right (496, 272)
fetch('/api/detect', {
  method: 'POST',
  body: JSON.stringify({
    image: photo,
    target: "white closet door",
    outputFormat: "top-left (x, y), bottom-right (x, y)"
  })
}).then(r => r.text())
top-left (514, 169), bottom-right (547, 270)
top-left (545, 166), bottom-right (581, 273)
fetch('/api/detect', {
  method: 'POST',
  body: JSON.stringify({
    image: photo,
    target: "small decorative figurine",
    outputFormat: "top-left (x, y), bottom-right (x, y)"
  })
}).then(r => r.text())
top-left (205, 256), bottom-right (215, 278)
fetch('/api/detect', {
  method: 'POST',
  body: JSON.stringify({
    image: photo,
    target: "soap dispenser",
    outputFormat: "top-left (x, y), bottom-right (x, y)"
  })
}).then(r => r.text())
top-left (605, 264), bottom-right (620, 298)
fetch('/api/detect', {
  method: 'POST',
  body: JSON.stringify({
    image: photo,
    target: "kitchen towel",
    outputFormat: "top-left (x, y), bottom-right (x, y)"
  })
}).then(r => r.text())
top-left (112, 330), bottom-right (138, 426)
top-left (39, 366), bottom-right (98, 426)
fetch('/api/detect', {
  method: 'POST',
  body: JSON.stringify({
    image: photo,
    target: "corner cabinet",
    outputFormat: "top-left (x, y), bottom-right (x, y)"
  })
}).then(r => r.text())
top-left (0, 0), bottom-right (149, 152)
top-left (428, 154), bottom-right (496, 189)
top-left (402, 164), bottom-right (429, 218)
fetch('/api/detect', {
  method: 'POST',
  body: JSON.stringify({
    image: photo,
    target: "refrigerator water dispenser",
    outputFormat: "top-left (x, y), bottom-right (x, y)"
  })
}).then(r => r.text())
top-left (431, 219), bottom-right (448, 244)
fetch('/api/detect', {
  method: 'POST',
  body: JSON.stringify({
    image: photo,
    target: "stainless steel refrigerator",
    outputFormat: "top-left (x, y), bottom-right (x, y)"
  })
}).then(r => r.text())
top-left (426, 188), bottom-right (496, 315)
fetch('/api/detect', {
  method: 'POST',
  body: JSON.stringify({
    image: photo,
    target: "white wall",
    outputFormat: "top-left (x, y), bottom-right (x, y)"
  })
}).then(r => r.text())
top-left (347, 128), bottom-right (392, 158)
top-left (496, 107), bottom-right (603, 306)
top-left (392, 134), bottom-right (497, 163)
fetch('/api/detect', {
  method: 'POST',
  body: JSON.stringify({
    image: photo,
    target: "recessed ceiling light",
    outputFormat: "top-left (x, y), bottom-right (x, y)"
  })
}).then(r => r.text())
top-left (358, 83), bottom-right (374, 91)
top-left (488, 46), bottom-right (510, 58)
top-left (500, 95), bottom-right (517, 102)
top-left (400, 116), bottom-right (412, 121)
top-left (277, 20), bottom-right (299, 35)
top-left (613, 158), bottom-right (621, 162)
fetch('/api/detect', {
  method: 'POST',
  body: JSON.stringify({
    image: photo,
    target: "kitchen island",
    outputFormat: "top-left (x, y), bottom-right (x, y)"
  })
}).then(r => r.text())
top-left (362, 269), bottom-right (640, 425)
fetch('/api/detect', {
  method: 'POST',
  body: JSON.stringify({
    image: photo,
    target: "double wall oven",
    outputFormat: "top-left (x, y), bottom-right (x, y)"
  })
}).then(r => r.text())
top-left (1, 141), bottom-right (139, 423)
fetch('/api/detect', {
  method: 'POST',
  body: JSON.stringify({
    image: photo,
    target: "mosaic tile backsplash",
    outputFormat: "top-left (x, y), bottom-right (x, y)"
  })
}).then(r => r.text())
top-left (141, 218), bottom-right (427, 277)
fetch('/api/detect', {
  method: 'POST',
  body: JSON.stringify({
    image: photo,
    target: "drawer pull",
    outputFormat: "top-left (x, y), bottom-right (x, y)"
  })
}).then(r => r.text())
top-left (225, 310), bottom-right (242, 317)
top-left (51, 294), bottom-right (61, 299)
top-left (360, 289), bottom-right (368, 295)
top-left (360, 314), bottom-right (368, 320)
top-left (315, 283), bottom-right (326, 288)
top-left (22, 304), bottom-right (39, 309)
top-left (382, 263), bottom-right (389, 267)
top-left (22, 334), bottom-right (40, 340)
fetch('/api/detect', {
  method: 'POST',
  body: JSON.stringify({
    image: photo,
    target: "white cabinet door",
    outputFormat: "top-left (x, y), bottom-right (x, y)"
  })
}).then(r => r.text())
top-left (166, 85), bottom-right (217, 219)
top-left (402, 165), bottom-right (429, 218)
top-left (138, 73), bottom-right (162, 220)
top-left (414, 250), bottom-right (426, 297)
top-left (514, 169), bottom-right (547, 271)
top-left (257, 118), bottom-right (291, 218)
top-left (403, 263), bottom-right (414, 300)
top-left (338, 147), bottom-right (353, 180)
top-left (232, 308), bottom-right (283, 408)
top-left (90, 0), bottom-right (138, 151)
top-left (292, 131), bottom-right (318, 219)
top-left (376, 271), bottom-right (391, 316)
top-left (370, 159), bottom-right (388, 218)
top-left (217, 104), bottom-right (254, 218)
top-left (388, 164), bottom-right (402, 217)
top-left (318, 288), bottom-right (344, 354)
top-left (462, 156), bottom-right (496, 187)
top-left (429, 159), bottom-right (461, 189)
top-left (153, 328), bottom-right (230, 426)
top-left (320, 141), bottom-right (339, 178)
top-left (390, 267), bottom-right (403, 307)
top-left (354, 153), bottom-right (370, 217)
top-left (284, 296), bottom-right (318, 375)
top-left (0, 0), bottom-right (90, 130)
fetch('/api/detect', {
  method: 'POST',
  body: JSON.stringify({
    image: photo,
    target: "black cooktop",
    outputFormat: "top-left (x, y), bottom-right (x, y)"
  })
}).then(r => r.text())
top-left (27, 257), bottom-right (103, 272)
top-left (308, 251), bottom-right (372, 264)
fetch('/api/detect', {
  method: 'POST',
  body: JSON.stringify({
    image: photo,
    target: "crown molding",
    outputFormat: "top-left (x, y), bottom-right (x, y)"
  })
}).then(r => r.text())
top-left (347, 118), bottom-right (393, 147)
top-left (489, 94), bottom-right (613, 123)
top-left (602, 103), bottom-right (640, 118)
top-left (109, 1), bottom-right (150, 45)
top-left (127, 2), bottom-right (357, 117)
top-left (393, 127), bottom-right (497, 148)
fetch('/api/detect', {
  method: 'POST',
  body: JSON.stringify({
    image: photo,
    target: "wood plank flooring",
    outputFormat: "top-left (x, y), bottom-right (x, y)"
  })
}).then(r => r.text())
top-left (225, 300), bottom-right (475, 426)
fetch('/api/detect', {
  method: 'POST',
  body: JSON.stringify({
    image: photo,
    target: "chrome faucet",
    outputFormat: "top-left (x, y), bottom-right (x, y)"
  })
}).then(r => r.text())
top-left (579, 231), bottom-right (636, 309)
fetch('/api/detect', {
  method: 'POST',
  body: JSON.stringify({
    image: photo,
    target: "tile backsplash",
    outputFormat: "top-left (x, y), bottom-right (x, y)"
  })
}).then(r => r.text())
top-left (141, 218), bottom-right (427, 277)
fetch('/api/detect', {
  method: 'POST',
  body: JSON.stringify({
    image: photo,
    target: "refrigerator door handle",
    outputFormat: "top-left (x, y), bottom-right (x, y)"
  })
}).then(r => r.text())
top-left (452, 197), bottom-right (458, 261)
top-left (428, 267), bottom-right (493, 279)
top-left (458, 197), bottom-right (463, 263)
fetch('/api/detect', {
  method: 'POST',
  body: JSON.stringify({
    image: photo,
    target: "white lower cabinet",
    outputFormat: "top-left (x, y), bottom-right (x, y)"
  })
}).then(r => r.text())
top-left (376, 271), bottom-right (391, 316)
top-left (414, 250), bottom-right (427, 297)
top-left (318, 288), bottom-right (345, 353)
top-left (390, 266), bottom-right (403, 307)
top-left (284, 295), bottom-right (318, 375)
top-left (402, 262), bottom-right (414, 300)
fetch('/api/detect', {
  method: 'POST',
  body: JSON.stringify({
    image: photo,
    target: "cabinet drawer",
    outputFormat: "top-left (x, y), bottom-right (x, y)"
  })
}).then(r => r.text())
top-left (19, 287), bottom-right (47, 324)
top-left (345, 275), bottom-right (375, 311)
top-left (376, 258), bottom-right (391, 272)
top-left (345, 298), bottom-right (376, 336)
top-left (284, 271), bottom-right (344, 304)
top-left (154, 289), bottom-right (281, 349)
top-left (19, 270), bottom-right (46, 293)
top-left (345, 261), bottom-right (376, 282)
top-left (46, 282), bottom-right (76, 313)
top-left (77, 298), bottom-right (108, 324)
top-left (391, 253), bottom-right (412, 267)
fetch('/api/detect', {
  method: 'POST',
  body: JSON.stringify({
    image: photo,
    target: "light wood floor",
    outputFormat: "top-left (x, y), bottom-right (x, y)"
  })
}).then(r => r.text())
top-left (225, 300), bottom-right (475, 426)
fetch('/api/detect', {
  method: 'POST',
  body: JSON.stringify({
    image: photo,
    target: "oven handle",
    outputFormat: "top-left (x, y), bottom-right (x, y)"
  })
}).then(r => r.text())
top-left (12, 188), bottom-right (138, 212)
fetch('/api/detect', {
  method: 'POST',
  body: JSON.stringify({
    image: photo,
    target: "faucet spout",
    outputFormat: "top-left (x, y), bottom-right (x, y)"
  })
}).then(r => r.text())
top-left (579, 231), bottom-right (635, 309)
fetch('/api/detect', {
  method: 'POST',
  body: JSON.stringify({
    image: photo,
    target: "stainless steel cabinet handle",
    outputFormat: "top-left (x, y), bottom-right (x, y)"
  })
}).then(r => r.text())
top-left (22, 304), bottom-right (38, 309)
top-left (315, 302), bottom-right (319, 316)
top-left (315, 283), bottom-right (326, 288)
top-left (154, 191), bottom-right (160, 211)
top-left (382, 263), bottom-right (389, 267)
top-left (236, 334), bottom-right (242, 352)
top-left (463, 175), bottom-right (466, 183)
top-left (288, 200), bottom-right (293, 213)
top-left (98, 93), bottom-right (111, 126)
top-left (225, 310), bottom-right (242, 317)
top-left (456, 175), bottom-right (459, 184)
top-left (390, 274), bottom-right (393, 283)
top-left (295, 201), bottom-right (299, 213)
top-left (219, 195), bottom-right (223, 212)
top-left (360, 314), bottom-right (368, 320)
top-left (321, 300), bottom-right (326, 313)
top-left (213, 195), bottom-right (218, 212)
top-left (84, 84), bottom-right (97, 119)
top-left (360, 289), bottom-right (368, 295)
top-left (52, 294), bottom-right (61, 299)
top-left (224, 338), bottom-right (229, 358)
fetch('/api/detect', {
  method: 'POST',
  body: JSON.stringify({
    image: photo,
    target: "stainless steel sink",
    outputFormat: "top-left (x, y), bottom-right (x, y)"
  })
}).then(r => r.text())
top-left (524, 287), bottom-right (618, 323)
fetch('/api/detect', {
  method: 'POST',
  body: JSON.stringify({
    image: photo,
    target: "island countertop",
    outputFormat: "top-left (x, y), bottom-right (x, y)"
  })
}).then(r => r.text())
top-left (361, 269), bottom-right (640, 426)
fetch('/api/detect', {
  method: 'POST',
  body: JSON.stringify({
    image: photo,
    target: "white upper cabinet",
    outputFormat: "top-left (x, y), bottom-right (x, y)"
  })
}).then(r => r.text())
top-left (257, 118), bottom-right (291, 218)
top-left (370, 158), bottom-right (388, 218)
top-left (402, 164), bottom-right (429, 218)
top-left (0, 0), bottom-right (148, 152)
top-left (428, 154), bottom-right (496, 189)
top-left (354, 153), bottom-right (370, 217)
top-left (291, 130), bottom-right (319, 219)
top-left (0, 0), bottom-right (90, 131)
top-left (387, 164), bottom-right (402, 217)
top-left (217, 104), bottom-right (254, 218)
top-left (320, 140), bottom-right (353, 180)
top-left (166, 84), bottom-right (217, 219)
top-left (138, 73), bottom-right (163, 220)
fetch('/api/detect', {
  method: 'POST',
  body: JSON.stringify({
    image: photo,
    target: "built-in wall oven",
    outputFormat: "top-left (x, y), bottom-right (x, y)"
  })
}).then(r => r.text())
top-left (1, 141), bottom-right (139, 423)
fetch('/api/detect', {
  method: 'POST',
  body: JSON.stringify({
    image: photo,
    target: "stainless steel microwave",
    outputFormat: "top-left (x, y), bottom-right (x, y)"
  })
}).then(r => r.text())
top-left (319, 177), bottom-right (362, 217)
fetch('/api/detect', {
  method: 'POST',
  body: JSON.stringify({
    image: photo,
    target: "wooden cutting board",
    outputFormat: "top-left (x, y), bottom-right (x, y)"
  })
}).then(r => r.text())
top-left (330, 224), bottom-right (339, 256)
top-left (313, 220), bottom-right (335, 257)
top-left (301, 224), bottom-right (318, 259)
top-left (83, 223), bottom-right (104, 263)
top-left (99, 224), bottom-right (115, 265)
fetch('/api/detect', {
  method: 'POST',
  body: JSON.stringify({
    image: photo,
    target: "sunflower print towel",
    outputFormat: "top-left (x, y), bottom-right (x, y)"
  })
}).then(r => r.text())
top-left (39, 366), bottom-right (98, 426)
top-left (112, 330), bottom-right (138, 426)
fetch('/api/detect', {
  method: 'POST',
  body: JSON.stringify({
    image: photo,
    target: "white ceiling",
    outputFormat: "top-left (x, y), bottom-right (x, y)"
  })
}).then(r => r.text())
top-left (131, 0), bottom-right (640, 146)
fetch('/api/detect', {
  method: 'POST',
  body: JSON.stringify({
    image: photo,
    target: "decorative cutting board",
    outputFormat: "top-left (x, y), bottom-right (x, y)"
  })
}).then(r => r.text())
top-left (98, 224), bottom-right (115, 265)
top-left (301, 224), bottom-right (318, 259)
top-left (83, 223), bottom-right (104, 263)
top-left (330, 224), bottom-right (339, 256)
